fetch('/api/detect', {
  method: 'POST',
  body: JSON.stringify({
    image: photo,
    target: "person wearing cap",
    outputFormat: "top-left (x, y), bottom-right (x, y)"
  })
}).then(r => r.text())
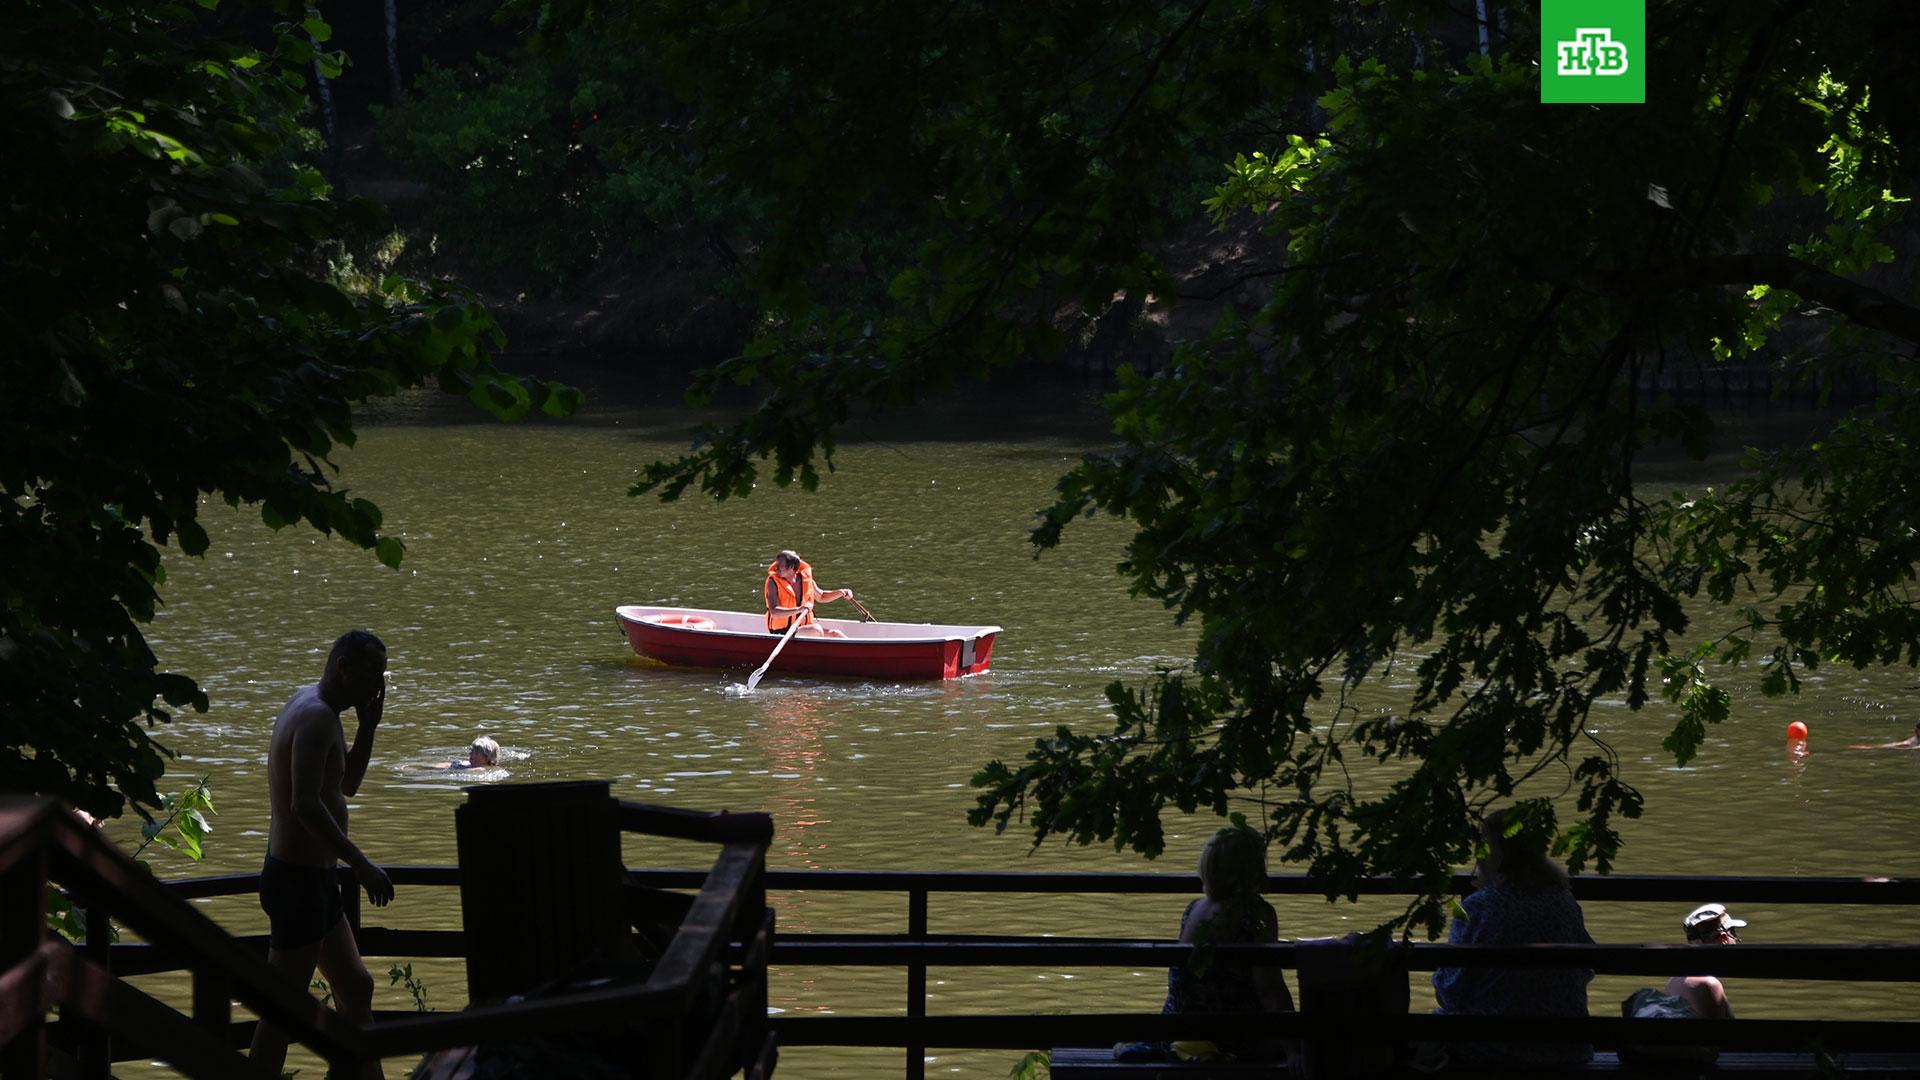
top-left (1666, 903), bottom-right (1743, 1019)
top-left (1616, 903), bottom-right (1742, 1066)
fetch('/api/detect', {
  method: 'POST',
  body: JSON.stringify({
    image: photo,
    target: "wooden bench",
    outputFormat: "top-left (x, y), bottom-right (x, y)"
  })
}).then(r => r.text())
top-left (1049, 1048), bottom-right (1920, 1078)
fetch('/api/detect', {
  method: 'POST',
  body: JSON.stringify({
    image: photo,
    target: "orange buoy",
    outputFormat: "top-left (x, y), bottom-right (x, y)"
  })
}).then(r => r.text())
top-left (1786, 721), bottom-right (1809, 741)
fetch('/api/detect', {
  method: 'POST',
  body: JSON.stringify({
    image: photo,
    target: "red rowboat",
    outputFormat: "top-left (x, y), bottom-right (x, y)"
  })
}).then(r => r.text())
top-left (614, 605), bottom-right (1002, 680)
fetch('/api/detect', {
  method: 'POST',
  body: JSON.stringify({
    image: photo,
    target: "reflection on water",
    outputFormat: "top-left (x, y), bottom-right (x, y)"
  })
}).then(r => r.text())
top-left (119, 408), bottom-right (1920, 1077)
top-left (749, 686), bottom-right (835, 869)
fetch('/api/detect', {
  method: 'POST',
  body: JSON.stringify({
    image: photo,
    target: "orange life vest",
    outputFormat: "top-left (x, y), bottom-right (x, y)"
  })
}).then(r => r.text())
top-left (765, 560), bottom-right (818, 632)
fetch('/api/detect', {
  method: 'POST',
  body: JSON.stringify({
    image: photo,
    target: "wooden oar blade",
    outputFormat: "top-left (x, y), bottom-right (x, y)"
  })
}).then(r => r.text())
top-left (744, 608), bottom-right (807, 690)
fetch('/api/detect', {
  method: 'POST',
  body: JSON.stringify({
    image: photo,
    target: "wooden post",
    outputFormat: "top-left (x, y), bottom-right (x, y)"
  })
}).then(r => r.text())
top-left (737, 851), bottom-right (771, 1076)
top-left (906, 886), bottom-right (928, 1080)
top-left (456, 781), bottom-right (625, 1004)
top-left (192, 967), bottom-right (232, 1037)
top-left (1296, 935), bottom-right (1409, 1079)
top-left (78, 905), bottom-right (111, 1079)
top-left (0, 841), bottom-right (47, 1080)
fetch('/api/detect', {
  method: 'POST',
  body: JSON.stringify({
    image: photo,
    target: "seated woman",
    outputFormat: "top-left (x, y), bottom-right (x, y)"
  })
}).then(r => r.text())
top-left (1432, 808), bottom-right (1594, 1068)
top-left (1119, 824), bottom-right (1297, 1065)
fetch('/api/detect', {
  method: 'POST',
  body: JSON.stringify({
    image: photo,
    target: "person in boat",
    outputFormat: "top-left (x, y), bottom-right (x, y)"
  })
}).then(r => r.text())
top-left (429, 735), bottom-right (500, 770)
top-left (251, 629), bottom-right (394, 1079)
top-left (1847, 719), bottom-right (1920, 749)
top-left (765, 549), bottom-right (856, 637)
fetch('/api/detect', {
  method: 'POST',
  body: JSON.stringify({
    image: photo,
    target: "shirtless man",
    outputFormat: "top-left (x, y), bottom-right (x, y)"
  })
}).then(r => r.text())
top-left (250, 629), bottom-right (395, 1077)
top-left (1667, 903), bottom-right (1742, 1019)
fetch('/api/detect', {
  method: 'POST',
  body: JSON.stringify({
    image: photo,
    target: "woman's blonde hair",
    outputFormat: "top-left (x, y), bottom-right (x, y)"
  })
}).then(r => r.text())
top-left (1197, 824), bottom-right (1269, 901)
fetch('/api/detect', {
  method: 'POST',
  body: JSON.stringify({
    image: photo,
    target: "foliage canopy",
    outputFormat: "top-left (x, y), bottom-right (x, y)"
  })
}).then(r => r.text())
top-left (374, 31), bottom-right (757, 296)
top-left (479, 0), bottom-right (1920, 932)
top-left (535, 0), bottom-right (1920, 933)
top-left (1, 0), bottom-right (578, 821)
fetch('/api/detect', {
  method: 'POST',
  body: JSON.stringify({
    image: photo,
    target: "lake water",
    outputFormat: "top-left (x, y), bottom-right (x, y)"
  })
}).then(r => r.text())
top-left (116, 381), bottom-right (1919, 1077)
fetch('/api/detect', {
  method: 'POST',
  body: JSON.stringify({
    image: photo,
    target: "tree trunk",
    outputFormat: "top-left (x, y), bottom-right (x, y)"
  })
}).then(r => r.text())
top-left (385, 0), bottom-right (401, 103)
top-left (312, 42), bottom-right (342, 183)
top-left (1475, 0), bottom-right (1491, 55)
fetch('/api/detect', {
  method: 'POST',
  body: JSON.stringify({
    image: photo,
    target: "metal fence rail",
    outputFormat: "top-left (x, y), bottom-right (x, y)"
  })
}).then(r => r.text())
top-left (85, 863), bottom-right (1920, 1079)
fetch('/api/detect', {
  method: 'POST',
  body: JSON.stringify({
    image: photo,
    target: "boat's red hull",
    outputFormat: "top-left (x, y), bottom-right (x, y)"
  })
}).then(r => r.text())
top-left (614, 606), bottom-right (998, 680)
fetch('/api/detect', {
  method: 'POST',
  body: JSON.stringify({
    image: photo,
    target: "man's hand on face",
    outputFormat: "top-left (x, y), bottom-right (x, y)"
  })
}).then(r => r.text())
top-left (357, 679), bottom-right (385, 727)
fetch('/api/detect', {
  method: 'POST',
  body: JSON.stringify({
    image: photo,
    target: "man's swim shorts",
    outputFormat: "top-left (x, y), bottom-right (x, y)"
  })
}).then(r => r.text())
top-left (258, 855), bottom-right (345, 949)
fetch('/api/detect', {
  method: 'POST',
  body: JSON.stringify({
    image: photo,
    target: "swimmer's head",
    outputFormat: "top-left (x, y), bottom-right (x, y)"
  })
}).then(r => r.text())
top-left (468, 736), bottom-right (500, 767)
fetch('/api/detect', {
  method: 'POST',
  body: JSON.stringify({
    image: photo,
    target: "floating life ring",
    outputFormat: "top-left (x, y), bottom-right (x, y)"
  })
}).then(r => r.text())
top-left (645, 614), bottom-right (717, 630)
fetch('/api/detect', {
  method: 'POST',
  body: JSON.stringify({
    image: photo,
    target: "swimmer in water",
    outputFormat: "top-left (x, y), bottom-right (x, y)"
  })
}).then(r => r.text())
top-left (1847, 719), bottom-right (1920, 750)
top-left (430, 736), bottom-right (500, 770)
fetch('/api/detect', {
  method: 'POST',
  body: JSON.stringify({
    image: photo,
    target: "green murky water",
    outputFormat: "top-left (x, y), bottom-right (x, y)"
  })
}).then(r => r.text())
top-left (116, 387), bottom-right (1919, 1077)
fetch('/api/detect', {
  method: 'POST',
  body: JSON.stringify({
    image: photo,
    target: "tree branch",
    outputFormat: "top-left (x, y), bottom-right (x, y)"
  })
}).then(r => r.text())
top-left (1176, 260), bottom-right (1344, 302)
top-left (1521, 251), bottom-right (1920, 347)
top-left (1668, 253), bottom-right (1920, 346)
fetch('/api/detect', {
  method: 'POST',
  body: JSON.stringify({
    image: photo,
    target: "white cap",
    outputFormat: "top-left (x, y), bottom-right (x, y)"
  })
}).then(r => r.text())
top-left (1683, 903), bottom-right (1747, 939)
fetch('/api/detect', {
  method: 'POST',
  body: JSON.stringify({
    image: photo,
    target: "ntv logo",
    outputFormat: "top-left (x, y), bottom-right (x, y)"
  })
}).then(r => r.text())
top-left (1541, 1), bottom-right (1644, 103)
top-left (1556, 28), bottom-right (1629, 77)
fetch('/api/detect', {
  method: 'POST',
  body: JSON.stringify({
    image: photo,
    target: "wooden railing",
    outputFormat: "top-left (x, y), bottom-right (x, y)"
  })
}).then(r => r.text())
top-left (12, 806), bottom-right (1918, 1079)
top-left (0, 794), bottom-right (773, 1080)
top-left (1, 798), bottom-right (362, 1079)
top-left (706, 869), bottom-right (1920, 1078)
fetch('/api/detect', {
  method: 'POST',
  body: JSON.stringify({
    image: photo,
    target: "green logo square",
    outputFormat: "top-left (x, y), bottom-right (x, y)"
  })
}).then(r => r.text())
top-left (1541, 0), bottom-right (1645, 104)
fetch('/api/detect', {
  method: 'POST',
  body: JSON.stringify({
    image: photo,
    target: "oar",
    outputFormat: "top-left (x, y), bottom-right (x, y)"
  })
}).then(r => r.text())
top-left (846, 596), bottom-right (877, 623)
top-left (746, 605), bottom-right (808, 691)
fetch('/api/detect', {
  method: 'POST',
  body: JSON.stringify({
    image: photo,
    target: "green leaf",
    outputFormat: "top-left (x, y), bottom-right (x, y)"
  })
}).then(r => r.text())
top-left (541, 384), bottom-right (586, 418)
top-left (174, 811), bottom-right (207, 860)
top-left (375, 536), bottom-right (405, 569)
top-left (468, 375), bottom-right (532, 420)
top-left (175, 518), bottom-right (210, 557)
top-left (46, 886), bottom-right (87, 941)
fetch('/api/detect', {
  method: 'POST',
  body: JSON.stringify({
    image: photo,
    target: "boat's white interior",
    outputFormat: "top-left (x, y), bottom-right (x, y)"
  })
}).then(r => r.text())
top-left (616, 605), bottom-right (1001, 642)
